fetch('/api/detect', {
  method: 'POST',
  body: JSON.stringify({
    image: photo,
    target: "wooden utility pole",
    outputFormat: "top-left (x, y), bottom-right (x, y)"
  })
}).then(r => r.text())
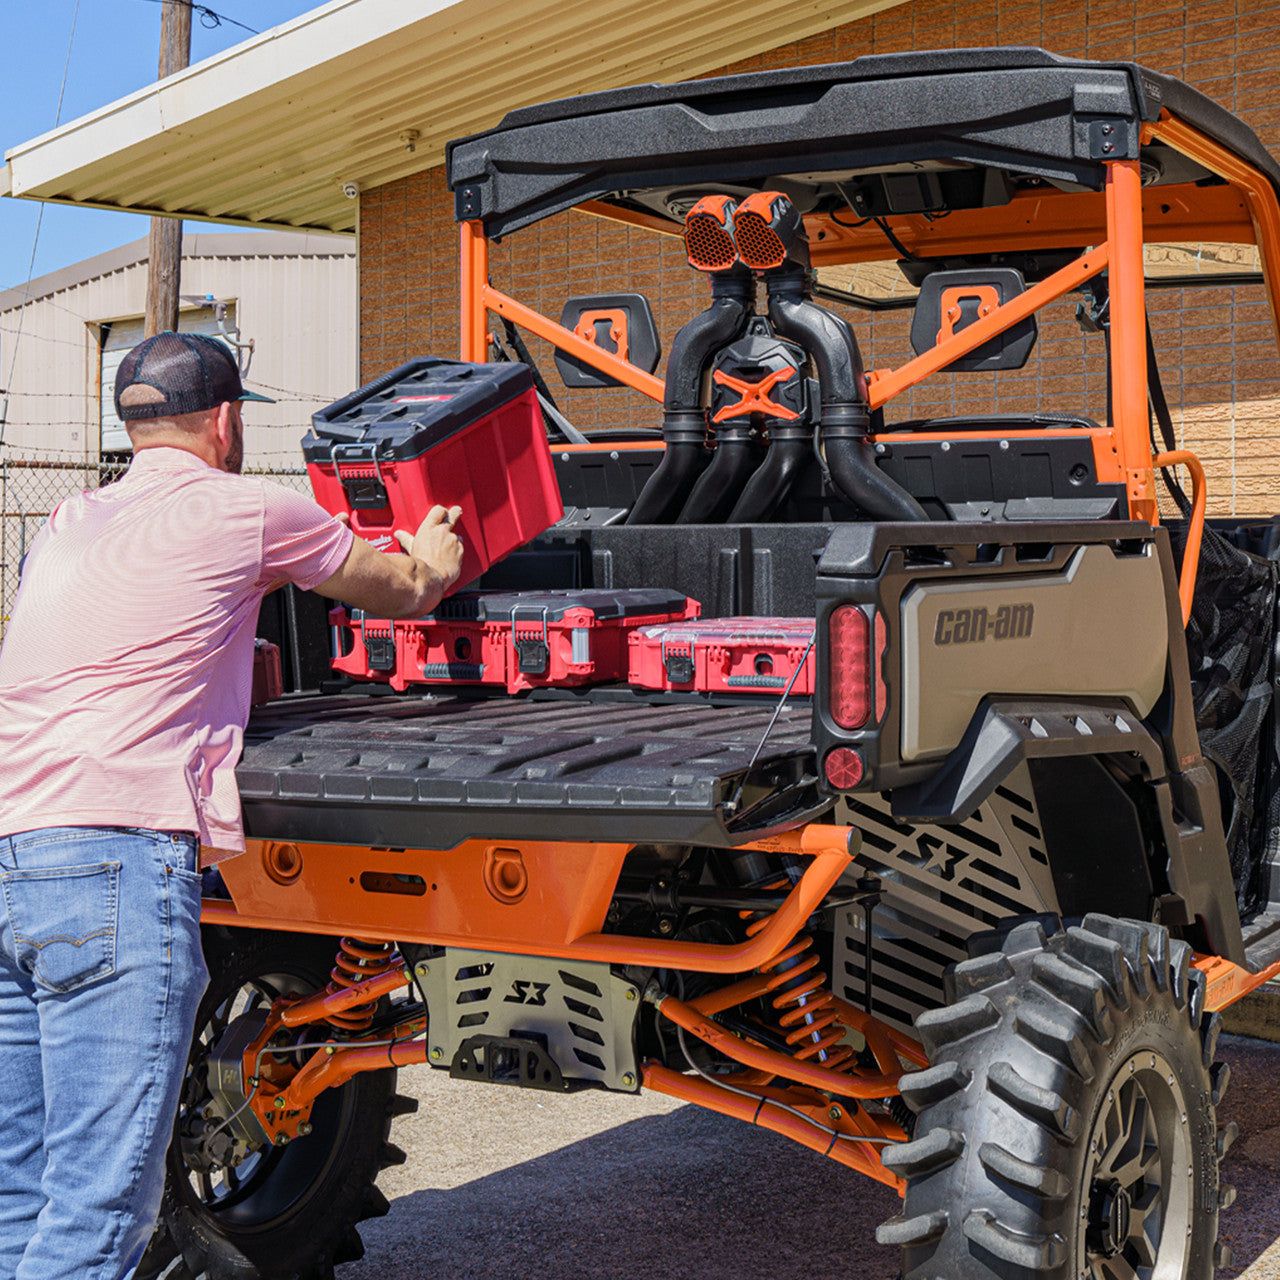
top-left (143, 0), bottom-right (193, 337)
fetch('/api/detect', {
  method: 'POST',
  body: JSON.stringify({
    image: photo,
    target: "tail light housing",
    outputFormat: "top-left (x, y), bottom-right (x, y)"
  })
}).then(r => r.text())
top-left (684, 196), bottom-right (740, 272)
top-left (828, 604), bottom-right (871, 730)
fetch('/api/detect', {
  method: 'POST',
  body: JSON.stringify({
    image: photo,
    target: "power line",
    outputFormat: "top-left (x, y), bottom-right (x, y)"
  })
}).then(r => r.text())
top-left (131, 0), bottom-right (259, 37)
top-left (1, 0), bottom-right (82, 444)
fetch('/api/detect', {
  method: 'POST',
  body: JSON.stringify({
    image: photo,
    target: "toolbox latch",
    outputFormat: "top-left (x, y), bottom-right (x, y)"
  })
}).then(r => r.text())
top-left (330, 442), bottom-right (389, 510)
top-left (510, 606), bottom-right (551, 676)
top-left (358, 614), bottom-right (396, 673)
top-left (662, 640), bottom-right (696, 685)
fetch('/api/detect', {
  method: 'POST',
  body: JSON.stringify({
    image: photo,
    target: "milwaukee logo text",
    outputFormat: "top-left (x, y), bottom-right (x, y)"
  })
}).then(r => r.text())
top-left (934, 603), bottom-right (1035, 646)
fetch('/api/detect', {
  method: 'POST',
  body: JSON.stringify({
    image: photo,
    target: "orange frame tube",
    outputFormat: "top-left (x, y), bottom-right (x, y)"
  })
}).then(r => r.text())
top-left (458, 220), bottom-right (665, 401)
top-left (1147, 112), bottom-right (1280, 346)
top-left (1152, 449), bottom-right (1206, 624)
top-left (643, 1063), bottom-right (903, 1191)
top-left (1106, 160), bottom-right (1158, 524)
top-left (865, 244), bottom-right (1110, 409)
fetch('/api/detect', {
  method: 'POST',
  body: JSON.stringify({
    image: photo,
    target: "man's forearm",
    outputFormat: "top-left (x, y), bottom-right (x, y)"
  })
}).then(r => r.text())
top-left (388, 553), bottom-right (449, 617)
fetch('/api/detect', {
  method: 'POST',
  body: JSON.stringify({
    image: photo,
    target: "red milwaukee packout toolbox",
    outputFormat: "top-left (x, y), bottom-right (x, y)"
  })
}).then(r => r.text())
top-left (251, 639), bottom-right (284, 705)
top-left (331, 589), bottom-right (699, 695)
top-left (303, 358), bottom-right (563, 589)
top-left (628, 617), bottom-right (817, 696)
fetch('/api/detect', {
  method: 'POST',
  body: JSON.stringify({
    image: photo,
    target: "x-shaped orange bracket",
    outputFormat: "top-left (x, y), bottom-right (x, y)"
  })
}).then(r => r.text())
top-left (712, 366), bottom-right (799, 422)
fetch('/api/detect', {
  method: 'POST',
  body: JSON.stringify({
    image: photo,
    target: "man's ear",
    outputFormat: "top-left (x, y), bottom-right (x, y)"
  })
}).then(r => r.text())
top-left (213, 401), bottom-right (235, 454)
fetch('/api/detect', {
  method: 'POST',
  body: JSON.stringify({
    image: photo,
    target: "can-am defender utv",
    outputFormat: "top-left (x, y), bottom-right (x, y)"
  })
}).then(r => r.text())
top-left (144, 48), bottom-right (1280, 1280)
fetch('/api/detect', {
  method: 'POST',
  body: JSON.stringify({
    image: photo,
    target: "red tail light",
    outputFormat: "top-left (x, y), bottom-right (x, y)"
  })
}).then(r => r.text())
top-left (828, 604), bottom-right (871, 729)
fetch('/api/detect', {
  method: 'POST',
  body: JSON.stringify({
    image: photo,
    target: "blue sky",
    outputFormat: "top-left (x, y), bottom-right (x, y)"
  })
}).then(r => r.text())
top-left (1, 0), bottom-right (320, 291)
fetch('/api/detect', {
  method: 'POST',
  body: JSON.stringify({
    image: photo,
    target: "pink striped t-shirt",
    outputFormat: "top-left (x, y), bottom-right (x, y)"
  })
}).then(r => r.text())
top-left (0, 446), bottom-right (353, 863)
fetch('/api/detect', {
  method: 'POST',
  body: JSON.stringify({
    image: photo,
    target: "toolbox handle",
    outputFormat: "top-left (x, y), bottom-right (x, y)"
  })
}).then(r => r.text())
top-left (311, 421), bottom-right (372, 443)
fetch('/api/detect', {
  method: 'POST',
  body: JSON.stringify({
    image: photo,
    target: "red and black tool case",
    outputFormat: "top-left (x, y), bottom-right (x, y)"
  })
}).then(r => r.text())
top-left (332, 589), bottom-right (699, 694)
top-left (304, 358), bottom-right (563, 588)
top-left (628, 616), bottom-right (817, 696)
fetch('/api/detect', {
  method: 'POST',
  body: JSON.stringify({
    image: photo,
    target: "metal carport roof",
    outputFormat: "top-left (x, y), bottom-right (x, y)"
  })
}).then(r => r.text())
top-left (1, 0), bottom-right (908, 236)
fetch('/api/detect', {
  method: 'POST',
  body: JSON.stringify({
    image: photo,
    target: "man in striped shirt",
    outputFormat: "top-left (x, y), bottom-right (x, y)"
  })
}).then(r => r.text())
top-left (0, 333), bottom-right (463, 1278)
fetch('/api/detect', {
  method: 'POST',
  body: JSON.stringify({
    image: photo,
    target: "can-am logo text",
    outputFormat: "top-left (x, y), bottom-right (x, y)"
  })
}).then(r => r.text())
top-left (934, 603), bottom-right (1034, 646)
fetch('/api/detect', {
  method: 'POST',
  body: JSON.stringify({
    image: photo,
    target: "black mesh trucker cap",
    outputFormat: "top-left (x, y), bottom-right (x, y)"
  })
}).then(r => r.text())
top-left (114, 332), bottom-right (274, 422)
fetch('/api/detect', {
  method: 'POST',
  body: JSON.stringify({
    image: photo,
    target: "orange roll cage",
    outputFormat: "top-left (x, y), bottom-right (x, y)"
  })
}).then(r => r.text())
top-left (457, 119), bottom-right (1280, 623)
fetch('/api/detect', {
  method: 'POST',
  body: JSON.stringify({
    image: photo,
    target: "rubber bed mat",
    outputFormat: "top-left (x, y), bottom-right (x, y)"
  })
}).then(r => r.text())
top-left (238, 691), bottom-right (826, 849)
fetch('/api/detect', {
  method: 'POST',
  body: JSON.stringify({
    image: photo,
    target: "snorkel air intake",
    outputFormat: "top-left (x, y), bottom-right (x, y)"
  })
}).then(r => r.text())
top-left (739, 191), bottom-right (926, 523)
top-left (627, 198), bottom-right (752, 524)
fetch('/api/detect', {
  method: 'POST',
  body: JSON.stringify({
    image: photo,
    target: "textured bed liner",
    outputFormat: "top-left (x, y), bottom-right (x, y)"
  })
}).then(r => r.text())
top-left (238, 690), bottom-right (826, 850)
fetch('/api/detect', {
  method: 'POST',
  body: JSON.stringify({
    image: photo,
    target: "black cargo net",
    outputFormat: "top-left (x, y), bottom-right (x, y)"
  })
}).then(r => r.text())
top-left (1171, 522), bottom-right (1279, 913)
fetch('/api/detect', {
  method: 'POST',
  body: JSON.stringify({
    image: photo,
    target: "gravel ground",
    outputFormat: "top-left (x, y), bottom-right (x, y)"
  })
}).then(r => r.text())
top-left (338, 1034), bottom-right (1280, 1280)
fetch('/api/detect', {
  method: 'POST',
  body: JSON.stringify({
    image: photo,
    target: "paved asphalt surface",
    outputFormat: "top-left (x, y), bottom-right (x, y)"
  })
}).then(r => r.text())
top-left (339, 1034), bottom-right (1280, 1280)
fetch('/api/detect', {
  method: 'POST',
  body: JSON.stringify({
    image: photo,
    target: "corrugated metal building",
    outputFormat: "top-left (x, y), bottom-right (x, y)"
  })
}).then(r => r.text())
top-left (0, 230), bottom-right (355, 465)
top-left (0, 230), bottom-right (354, 635)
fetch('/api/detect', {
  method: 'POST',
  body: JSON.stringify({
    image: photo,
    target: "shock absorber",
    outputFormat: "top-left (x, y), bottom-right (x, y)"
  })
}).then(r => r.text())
top-left (325, 937), bottom-right (397, 1032)
top-left (736, 856), bottom-right (856, 1073)
top-left (744, 897), bottom-right (856, 1071)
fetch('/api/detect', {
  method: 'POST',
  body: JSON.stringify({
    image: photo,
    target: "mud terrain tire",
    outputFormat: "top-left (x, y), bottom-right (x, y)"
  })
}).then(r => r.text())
top-left (877, 915), bottom-right (1233, 1280)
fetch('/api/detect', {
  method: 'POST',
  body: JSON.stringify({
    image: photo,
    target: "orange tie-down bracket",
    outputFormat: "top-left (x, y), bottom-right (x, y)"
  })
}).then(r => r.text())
top-left (202, 824), bottom-right (921, 1185)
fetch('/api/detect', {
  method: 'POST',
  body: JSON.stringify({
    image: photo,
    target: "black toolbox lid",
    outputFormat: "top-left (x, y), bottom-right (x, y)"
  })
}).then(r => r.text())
top-left (434, 588), bottom-right (690, 623)
top-left (304, 357), bottom-right (534, 462)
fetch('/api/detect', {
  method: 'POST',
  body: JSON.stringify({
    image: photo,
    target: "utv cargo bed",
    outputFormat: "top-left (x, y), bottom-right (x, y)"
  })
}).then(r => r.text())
top-left (238, 691), bottom-right (825, 849)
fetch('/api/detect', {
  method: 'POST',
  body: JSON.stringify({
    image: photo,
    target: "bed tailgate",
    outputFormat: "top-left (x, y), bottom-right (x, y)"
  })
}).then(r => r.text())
top-left (237, 692), bottom-right (826, 849)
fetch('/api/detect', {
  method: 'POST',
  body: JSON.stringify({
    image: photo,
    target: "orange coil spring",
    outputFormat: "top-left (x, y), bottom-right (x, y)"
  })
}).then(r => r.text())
top-left (743, 885), bottom-right (855, 1072)
top-left (326, 937), bottom-right (396, 1032)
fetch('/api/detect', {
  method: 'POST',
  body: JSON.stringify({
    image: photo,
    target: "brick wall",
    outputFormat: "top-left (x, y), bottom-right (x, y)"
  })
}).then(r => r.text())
top-left (359, 0), bottom-right (1280, 515)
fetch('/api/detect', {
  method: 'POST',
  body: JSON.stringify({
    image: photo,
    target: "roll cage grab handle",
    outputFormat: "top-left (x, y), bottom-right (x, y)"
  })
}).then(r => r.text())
top-left (458, 115), bottom-right (1280, 625)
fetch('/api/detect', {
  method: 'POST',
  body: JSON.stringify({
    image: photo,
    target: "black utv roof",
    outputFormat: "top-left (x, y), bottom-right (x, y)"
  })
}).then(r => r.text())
top-left (446, 47), bottom-right (1280, 238)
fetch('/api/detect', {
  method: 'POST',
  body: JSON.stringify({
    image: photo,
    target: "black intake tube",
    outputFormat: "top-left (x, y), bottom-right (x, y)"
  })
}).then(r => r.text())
top-left (727, 423), bottom-right (810, 522)
top-left (765, 266), bottom-right (926, 522)
top-left (677, 424), bottom-right (761, 523)
top-left (627, 268), bottom-right (753, 524)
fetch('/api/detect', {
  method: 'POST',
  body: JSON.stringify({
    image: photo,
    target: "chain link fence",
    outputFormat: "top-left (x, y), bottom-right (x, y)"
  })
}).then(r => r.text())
top-left (0, 458), bottom-right (312, 641)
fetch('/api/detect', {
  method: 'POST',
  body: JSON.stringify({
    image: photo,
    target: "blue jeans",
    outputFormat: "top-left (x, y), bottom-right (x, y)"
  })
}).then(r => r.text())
top-left (0, 828), bottom-right (208, 1279)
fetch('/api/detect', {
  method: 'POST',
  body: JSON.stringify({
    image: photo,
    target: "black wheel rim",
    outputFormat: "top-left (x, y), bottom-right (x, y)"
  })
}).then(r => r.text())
top-left (1080, 1051), bottom-right (1193, 1280)
top-left (173, 969), bottom-right (355, 1233)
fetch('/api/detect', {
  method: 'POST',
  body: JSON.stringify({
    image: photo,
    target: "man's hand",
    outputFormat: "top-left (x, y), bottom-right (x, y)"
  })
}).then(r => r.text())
top-left (316, 505), bottom-right (467, 618)
top-left (396, 505), bottom-right (464, 589)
